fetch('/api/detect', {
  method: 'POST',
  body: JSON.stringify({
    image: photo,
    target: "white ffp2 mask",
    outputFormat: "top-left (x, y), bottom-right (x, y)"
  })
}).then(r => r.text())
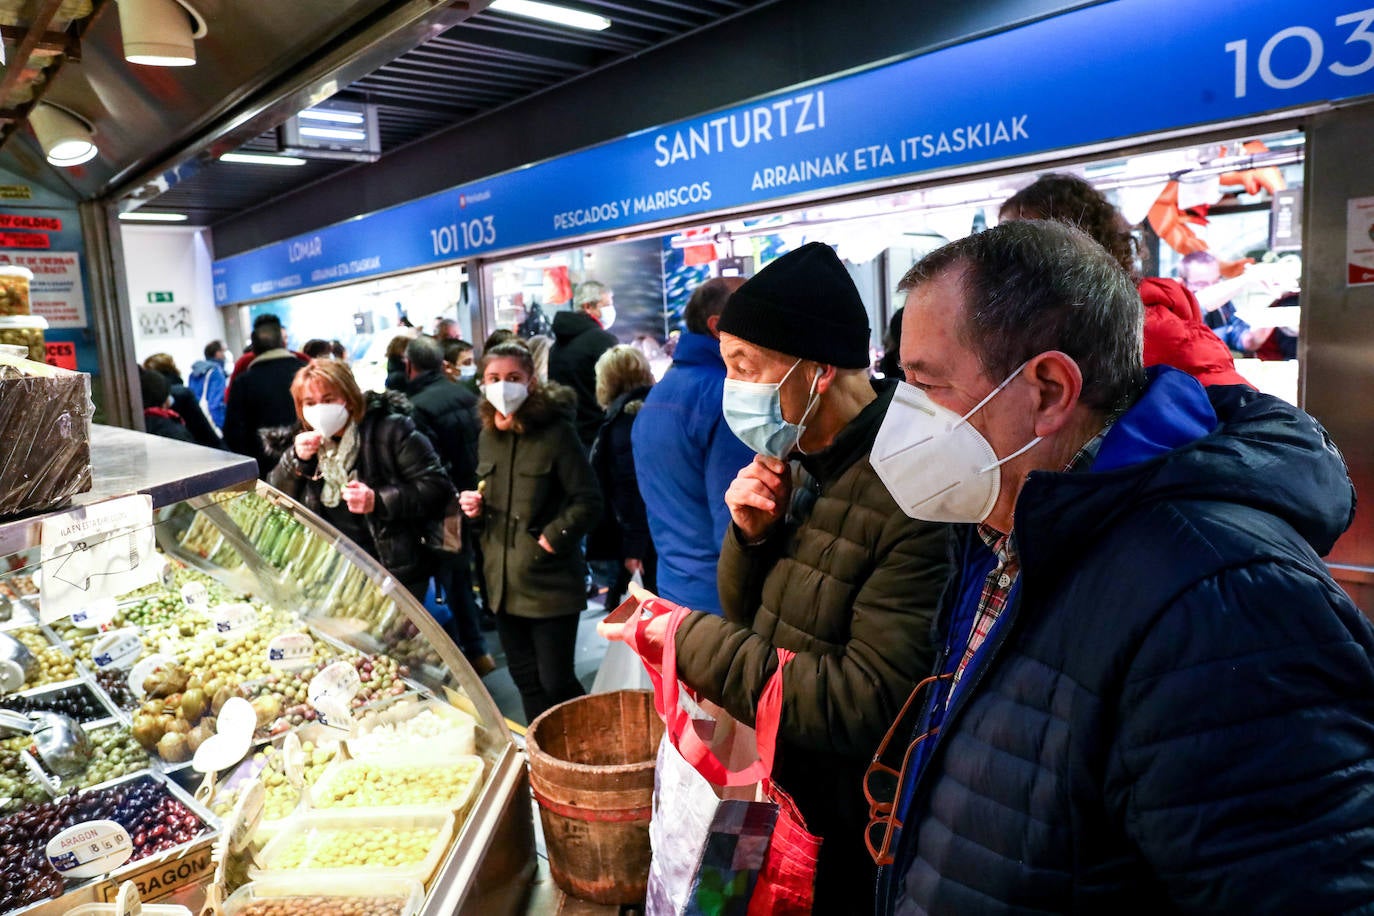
top-left (871, 363), bottom-right (1041, 523)
top-left (303, 403), bottom-right (350, 439)
top-left (484, 380), bottom-right (529, 417)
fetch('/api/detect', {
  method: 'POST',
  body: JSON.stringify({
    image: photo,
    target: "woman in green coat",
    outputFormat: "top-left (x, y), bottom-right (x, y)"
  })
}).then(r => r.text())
top-left (459, 341), bottom-right (602, 722)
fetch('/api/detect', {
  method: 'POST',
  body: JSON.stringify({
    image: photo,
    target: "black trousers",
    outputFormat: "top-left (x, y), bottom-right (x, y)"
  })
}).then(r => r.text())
top-left (495, 612), bottom-right (585, 724)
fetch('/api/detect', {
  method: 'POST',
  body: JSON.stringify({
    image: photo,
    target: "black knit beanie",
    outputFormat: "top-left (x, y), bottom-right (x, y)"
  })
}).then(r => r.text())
top-left (717, 242), bottom-right (870, 369)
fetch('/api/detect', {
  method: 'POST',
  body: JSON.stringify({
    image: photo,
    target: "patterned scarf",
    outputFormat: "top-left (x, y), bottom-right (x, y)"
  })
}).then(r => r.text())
top-left (317, 422), bottom-right (360, 507)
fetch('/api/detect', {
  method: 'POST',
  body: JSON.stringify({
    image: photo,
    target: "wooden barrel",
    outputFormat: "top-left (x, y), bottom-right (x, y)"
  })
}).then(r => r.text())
top-left (526, 689), bottom-right (665, 904)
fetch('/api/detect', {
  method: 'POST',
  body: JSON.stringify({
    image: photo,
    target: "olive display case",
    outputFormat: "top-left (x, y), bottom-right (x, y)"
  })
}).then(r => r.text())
top-left (0, 427), bottom-right (535, 915)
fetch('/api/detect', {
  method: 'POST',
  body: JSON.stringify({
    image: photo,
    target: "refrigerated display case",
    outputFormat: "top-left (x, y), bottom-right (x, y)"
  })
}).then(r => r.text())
top-left (0, 427), bottom-right (534, 915)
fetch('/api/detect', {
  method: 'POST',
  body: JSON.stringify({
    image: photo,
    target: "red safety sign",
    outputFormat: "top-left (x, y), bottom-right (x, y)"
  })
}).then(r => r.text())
top-left (45, 341), bottom-right (77, 370)
top-left (0, 232), bottom-right (50, 249)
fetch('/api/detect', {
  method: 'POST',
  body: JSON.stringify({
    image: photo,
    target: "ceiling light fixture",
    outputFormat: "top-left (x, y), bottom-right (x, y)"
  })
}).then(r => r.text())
top-left (489, 0), bottom-right (611, 32)
top-left (118, 0), bottom-right (207, 67)
top-left (29, 104), bottom-right (98, 167)
top-left (297, 108), bottom-right (365, 125)
top-left (220, 152), bottom-right (308, 167)
top-left (298, 126), bottom-right (367, 142)
top-left (118, 211), bottom-right (189, 222)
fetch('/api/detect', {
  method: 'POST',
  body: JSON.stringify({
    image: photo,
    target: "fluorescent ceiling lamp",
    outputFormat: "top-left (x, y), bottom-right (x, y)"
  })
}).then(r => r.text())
top-left (118, 0), bottom-right (206, 66)
top-left (298, 126), bottom-right (367, 142)
top-left (489, 0), bottom-right (611, 31)
top-left (298, 108), bottom-right (365, 125)
top-left (30, 104), bottom-right (97, 167)
top-left (118, 211), bottom-right (189, 222)
top-left (220, 152), bottom-right (308, 166)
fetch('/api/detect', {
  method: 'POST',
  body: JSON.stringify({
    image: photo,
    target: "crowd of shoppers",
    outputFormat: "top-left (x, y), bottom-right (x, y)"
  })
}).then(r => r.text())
top-left (130, 166), bottom-right (1374, 912)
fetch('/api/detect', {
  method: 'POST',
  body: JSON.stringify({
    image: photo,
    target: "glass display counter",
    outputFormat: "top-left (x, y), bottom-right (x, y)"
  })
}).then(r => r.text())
top-left (0, 427), bottom-right (534, 915)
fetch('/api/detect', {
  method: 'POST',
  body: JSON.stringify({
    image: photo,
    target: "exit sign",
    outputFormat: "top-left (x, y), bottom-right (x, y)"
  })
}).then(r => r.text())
top-left (147, 291), bottom-right (174, 303)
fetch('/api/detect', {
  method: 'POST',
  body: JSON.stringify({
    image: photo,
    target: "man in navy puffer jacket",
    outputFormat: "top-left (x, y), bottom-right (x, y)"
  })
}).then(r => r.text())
top-left (869, 220), bottom-right (1374, 914)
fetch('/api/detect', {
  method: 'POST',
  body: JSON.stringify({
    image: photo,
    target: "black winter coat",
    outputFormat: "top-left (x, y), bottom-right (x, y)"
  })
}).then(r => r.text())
top-left (223, 349), bottom-right (308, 477)
top-left (406, 370), bottom-right (481, 489)
top-left (143, 409), bottom-right (194, 443)
top-left (548, 310), bottom-right (617, 447)
top-left (673, 382), bottom-right (949, 911)
top-left (268, 391), bottom-right (454, 587)
top-left (587, 385), bottom-right (653, 562)
top-left (882, 379), bottom-right (1374, 915)
top-left (473, 384), bottom-right (602, 619)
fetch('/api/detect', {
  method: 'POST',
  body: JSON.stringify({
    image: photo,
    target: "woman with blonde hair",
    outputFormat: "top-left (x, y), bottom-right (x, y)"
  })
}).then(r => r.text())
top-left (459, 341), bottom-right (601, 722)
top-left (269, 358), bottom-right (454, 600)
top-left (587, 345), bottom-right (657, 610)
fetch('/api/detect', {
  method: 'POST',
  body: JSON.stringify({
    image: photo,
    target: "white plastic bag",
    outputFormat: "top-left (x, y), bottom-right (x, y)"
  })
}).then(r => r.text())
top-left (592, 570), bottom-right (652, 693)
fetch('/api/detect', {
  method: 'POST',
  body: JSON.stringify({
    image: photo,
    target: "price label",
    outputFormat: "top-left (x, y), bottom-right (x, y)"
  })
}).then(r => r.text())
top-left (180, 581), bottom-right (208, 611)
top-left (266, 632), bottom-right (314, 671)
top-left (308, 661), bottom-right (361, 708)
top-left (45, 819), bottom-right (133, 879)
top-left (281, 733), bottom-right (305, 788)
top-left (225, 779), bottom-right (265, 854)
top-left (114, 881), bottom-right (143, 916)
top-left (209, 603), bottom-right (257, 636)
top-left (71, 597), bottom-right (118, 630)
top-left (91, 629), bottom-right (143, 670)
top-left (314, 696), bottom-right (356, 735)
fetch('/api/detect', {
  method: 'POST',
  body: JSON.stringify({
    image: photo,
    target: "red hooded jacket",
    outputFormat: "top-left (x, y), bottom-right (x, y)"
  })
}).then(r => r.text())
top-left (1138, 277), bottom-right (1251, 388)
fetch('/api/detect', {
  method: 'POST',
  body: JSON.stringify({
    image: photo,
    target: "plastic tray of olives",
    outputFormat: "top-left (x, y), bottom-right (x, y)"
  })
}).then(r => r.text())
top-left (309, 756), bottom-right (484, 814)
top-left (2, 678), bottom-right (119, 724)
top-left (0, 773), bottom-right (212, 913)
top-left (250, 808), bottom-right (455, 885)
top-left (222, 876), bottom-right (424, 916)
top-left (0, 747), bottom-right (51, 816)
top-left (4, 626), bottom-right (79, 691)
top-left (26, 719), bottom-right (152, 791)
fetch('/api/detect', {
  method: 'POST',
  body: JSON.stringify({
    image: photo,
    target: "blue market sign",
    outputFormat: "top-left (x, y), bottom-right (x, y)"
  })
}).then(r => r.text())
top-left (213, 0), bottom-right (1374, 305)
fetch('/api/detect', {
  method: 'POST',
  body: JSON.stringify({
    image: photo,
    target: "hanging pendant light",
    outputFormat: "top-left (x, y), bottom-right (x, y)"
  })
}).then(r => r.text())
top-left (117, 0), bottom-right (206, 67)
top-left (30, 104), bottom-right (97, 167)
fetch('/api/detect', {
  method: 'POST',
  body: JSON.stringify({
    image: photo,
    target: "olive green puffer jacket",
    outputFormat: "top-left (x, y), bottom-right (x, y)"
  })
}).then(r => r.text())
top-left (474, 382), bottom-right (603, 619)
top-left (673, 381), bottom-right (949, 903)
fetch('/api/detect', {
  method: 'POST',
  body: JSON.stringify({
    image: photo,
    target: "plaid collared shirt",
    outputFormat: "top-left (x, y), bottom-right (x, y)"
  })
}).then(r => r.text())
top-left (951, 425), bottom-right (1112, 686)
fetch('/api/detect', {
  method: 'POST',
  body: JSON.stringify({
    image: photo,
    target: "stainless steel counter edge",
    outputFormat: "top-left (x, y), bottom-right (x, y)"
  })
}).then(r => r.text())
top-left (0, 426), bottom-right (258, 556)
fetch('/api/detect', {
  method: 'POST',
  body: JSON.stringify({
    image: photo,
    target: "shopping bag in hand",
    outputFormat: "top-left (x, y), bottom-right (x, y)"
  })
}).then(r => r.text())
top-left (640, 602), bottom-right (819, 916)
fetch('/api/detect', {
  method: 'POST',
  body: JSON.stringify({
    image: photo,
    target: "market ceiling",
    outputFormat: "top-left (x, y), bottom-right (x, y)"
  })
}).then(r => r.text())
top-left (0, 0), bottom-right (770, 225)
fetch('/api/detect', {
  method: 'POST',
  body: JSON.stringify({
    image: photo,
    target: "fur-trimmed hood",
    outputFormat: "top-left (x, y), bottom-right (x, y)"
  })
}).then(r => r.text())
top-left (366, 388), bottom-right (415, 419)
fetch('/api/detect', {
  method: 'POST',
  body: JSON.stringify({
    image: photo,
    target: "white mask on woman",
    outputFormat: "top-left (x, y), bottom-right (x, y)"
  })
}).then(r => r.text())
top-left (303, 402), bottom-right (350, 439)
top-left (484, 381), bottom-right (529, 417)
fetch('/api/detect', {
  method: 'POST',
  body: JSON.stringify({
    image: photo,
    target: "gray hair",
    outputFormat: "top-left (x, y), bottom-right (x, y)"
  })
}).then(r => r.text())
top-left (900, 219), bottom-right (1145, 412)
top-left (683, 277), bottom-right (743, 334)
top-left (574, 280), bottom-right (608, 310)
top-left (405, 334), bottom-right (444, 373)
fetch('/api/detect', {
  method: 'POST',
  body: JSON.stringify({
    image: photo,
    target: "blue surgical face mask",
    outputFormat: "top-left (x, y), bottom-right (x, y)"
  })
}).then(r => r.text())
top-left (722, 358), bottom-right (822, 459)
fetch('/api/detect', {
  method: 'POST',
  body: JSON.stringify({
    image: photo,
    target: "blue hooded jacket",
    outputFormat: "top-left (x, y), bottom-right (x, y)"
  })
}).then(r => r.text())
top-left (187, 358), bottom-right (227, 429)
top-left (631, 331), bottom-right (755, 615)
top-left (879, 368), bottom-right (1374, 914)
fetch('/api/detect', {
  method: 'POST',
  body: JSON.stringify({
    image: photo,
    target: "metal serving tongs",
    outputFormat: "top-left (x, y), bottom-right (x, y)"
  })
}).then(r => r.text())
top-left (199, 778), bottom-right (265, 916)
top-left (0, 709), bottom-right (92, 777)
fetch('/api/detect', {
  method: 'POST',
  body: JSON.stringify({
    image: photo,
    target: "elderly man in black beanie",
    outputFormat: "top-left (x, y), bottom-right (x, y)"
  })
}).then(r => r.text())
top-left (603, 242), bottom-right (949, 911)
